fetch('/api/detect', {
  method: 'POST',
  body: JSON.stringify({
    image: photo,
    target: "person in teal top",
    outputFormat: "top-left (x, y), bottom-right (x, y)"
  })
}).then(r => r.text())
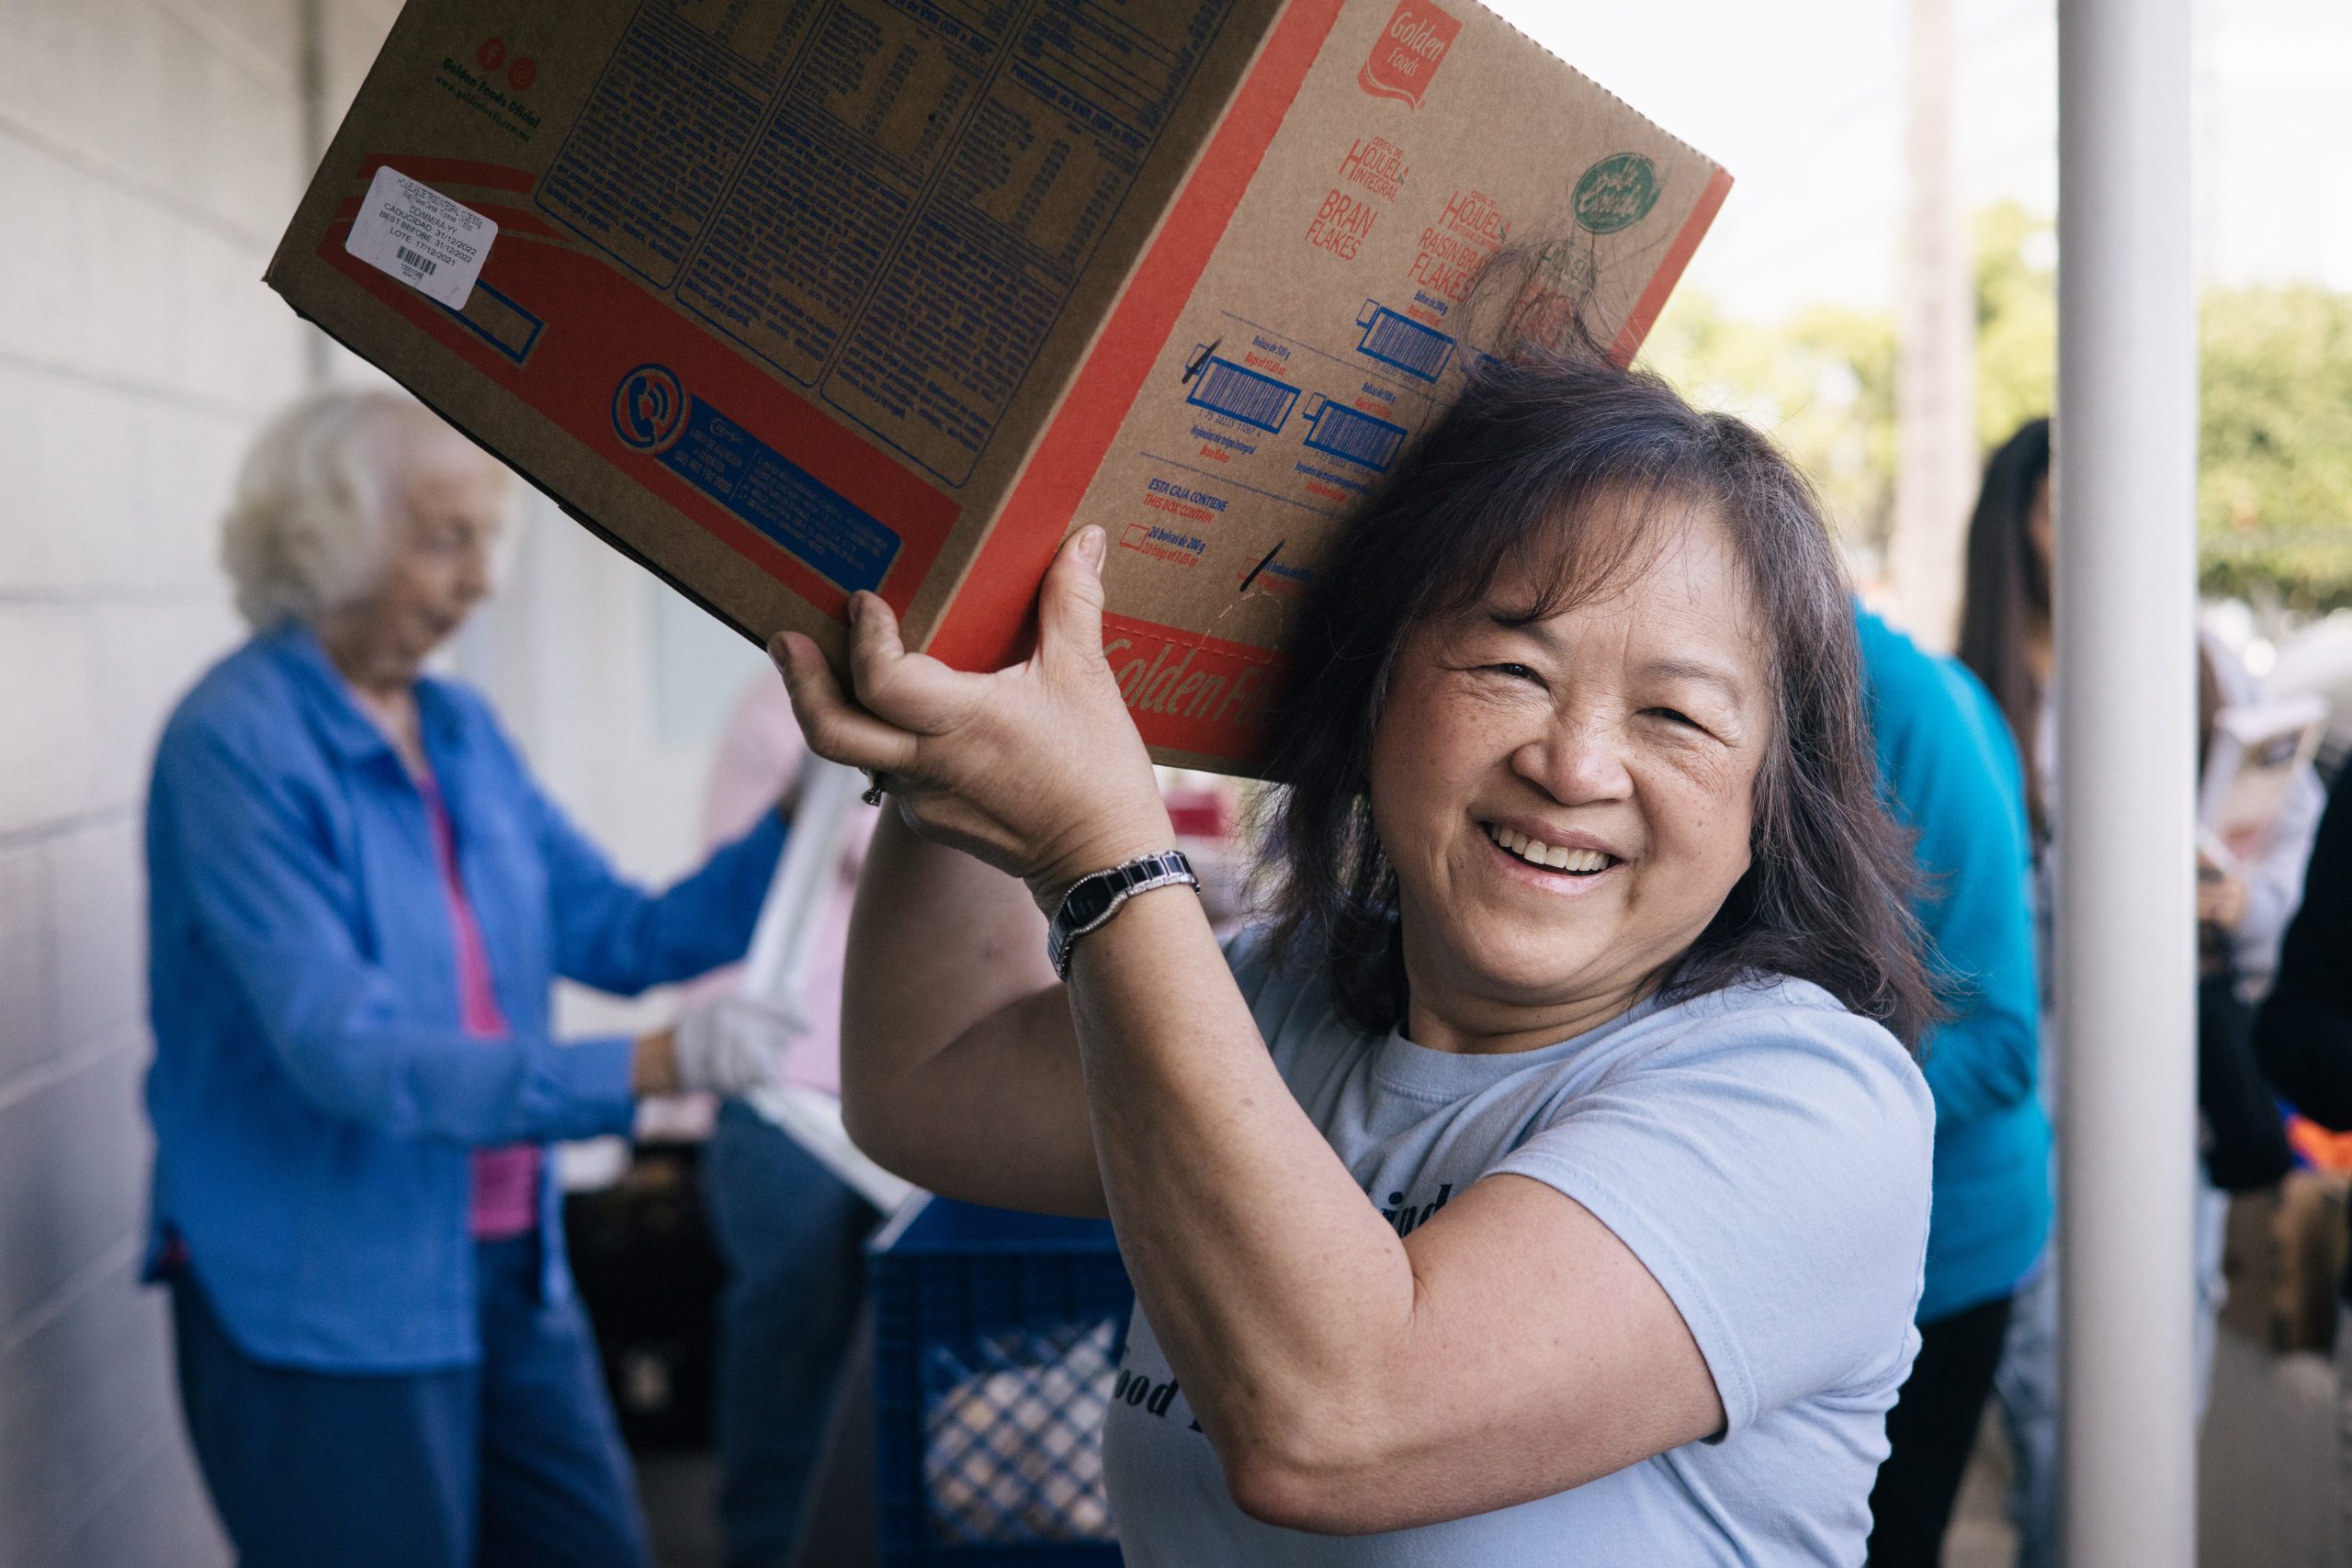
top-left (1855, 604), bottom-right (2052, 1565)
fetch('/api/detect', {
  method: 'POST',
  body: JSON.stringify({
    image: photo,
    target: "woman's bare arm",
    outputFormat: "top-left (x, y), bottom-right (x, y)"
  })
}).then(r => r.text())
top-left (1068, 884), bottom-right (1723, 1532)
top-left (839, 807), bottom-right (1105, 1216)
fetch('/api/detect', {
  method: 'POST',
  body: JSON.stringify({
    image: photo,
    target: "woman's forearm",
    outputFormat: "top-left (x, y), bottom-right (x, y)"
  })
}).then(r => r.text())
top-left (1066, 889), bottom-right (1419, 1488)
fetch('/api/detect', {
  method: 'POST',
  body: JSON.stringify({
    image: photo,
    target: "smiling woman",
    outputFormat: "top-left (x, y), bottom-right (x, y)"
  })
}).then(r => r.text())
top-left (775, 350), bottom-right (1938, 1565)
top-left (1263, 351), bottom-right (1938, 1048)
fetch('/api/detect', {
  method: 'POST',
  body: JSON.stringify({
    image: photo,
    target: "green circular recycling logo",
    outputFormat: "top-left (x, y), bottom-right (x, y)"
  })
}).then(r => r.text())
top-left (1572, 153), bottom-right (1661, 234)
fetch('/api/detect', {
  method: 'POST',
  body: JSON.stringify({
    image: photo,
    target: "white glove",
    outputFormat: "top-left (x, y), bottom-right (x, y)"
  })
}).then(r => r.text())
top-left (671, 996), bottom-right (802, 1097)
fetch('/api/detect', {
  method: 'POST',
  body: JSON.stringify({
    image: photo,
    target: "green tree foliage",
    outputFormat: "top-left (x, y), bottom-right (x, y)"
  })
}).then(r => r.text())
top-left (1645, 199), bottom-right (2352, 607)
top-left (2199, 287), bottom-right (2352, 608)
top-left (1973, 202), bottom-right (2055, 453)
top-left (1636, 292), bottom-right (1897, 558)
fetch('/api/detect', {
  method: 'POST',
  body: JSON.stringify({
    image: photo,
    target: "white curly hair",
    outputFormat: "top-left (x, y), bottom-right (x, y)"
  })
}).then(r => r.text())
top-left (219, 388), bottom-right (460, 630)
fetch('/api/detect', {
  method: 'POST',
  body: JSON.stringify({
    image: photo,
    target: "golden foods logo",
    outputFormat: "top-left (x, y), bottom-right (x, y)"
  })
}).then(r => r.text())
top-left (1358, 1), bottom-right (1461, 111)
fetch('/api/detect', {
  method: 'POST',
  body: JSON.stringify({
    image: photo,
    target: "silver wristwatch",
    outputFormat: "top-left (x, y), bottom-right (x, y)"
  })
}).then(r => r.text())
top-left (1046, 851), bottom-right (1200, 980)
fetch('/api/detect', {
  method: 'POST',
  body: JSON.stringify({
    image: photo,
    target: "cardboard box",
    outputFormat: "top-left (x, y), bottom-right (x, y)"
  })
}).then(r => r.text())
top-left (2222, 1171), bottom-right (2350, 1354)
top-left (267, 0), bottom-right (1727, 771)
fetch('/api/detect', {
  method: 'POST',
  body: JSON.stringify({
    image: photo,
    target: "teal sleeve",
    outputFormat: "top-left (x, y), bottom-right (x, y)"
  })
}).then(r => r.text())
top-left (1860, 616), bottom-right (2042, 1128)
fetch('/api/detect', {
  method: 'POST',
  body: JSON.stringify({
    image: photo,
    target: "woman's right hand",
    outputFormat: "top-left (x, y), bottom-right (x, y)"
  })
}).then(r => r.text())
top-left (773, 527), bottom-right (1173, 914)
top-left (632, 997), bottom-right (802, 1098)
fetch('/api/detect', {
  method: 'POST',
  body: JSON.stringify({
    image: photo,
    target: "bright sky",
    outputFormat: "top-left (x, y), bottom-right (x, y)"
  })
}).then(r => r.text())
top-left (1483, 0), bottom-right (2352, 322)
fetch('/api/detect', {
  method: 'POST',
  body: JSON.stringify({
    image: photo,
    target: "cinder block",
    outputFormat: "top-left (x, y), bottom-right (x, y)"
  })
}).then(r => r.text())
top-left (183, 17), bottom-right (306, 227)
top-left (0, 367), bottom-right (44, 591)
top-left (322, 0), bottom-right (408, 123)
top-left (87, 600), bottom-right (243, 810)
top-left (48, 816), bottom-right (143, 1055)
top-left (24, 377), bottom-right (137, 592)
top-left (82, 184), bottom-right (183, 392)
top-left (121, 405), bottom-right (251, 594)
top-left (0, 842), bottom-right (53, 1084)
top-left (0, 7), bottom-right (346, 1564)
top-left (177, 0), bottom-right (303, 71)
top-left (0, 139), bottom-right (85, 369)
top-left (0, 1032), bottom-right (152, 1337)
top-left (0, 609), bottom-right (103, 836)
top-left (29, 1418), bottom-right (228, 1568)
top-left (38, 178), bottom-right (295, 412)
top-left (0, 366), bottom-right (259, 597)
top-left (0, 1250), bottom-right (181, 1562)
top-left (0, 0), bottom-right (298, 239)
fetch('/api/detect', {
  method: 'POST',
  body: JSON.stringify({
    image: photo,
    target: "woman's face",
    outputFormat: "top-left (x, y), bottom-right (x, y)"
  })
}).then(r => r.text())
top-left (333, 426), bottom-right (509, 681)
top-left (1368, 503), bottom-right (1774, 1032)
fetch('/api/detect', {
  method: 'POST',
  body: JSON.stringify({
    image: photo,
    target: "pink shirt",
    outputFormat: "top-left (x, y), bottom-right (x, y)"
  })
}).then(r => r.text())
top-left (690, 676), bottom-right (874, 1093)
top-left (418, 776), bottom-right (541, 1239)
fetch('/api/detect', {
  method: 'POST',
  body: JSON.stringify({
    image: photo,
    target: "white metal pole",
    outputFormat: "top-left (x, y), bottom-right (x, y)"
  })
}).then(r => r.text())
top-left (2054, 0), bottom-right (2199, 1563)
top-left (741, 757), bottom-right (867, 1023)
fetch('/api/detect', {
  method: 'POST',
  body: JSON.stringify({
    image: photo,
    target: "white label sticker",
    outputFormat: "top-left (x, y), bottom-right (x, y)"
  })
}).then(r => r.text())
top-left (343, 165), bottom-right (497, 310)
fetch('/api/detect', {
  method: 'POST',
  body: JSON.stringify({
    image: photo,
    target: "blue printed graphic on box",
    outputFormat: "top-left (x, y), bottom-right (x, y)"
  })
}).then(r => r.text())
top-left (612, 366), bottom-right (899, 594)
top-left (1354, 303), bottom-right (1455, 382)
top-left (613, 365), bottom-right (689, 453)
top-left (1184, 355), bottom-right (1299, 434)
top-left (1303, 399), bottom-right (1408, 472)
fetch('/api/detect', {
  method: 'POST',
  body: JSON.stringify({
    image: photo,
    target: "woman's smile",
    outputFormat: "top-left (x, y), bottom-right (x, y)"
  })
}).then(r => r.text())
top-left (1478, 819), bottom-right (1623, 889)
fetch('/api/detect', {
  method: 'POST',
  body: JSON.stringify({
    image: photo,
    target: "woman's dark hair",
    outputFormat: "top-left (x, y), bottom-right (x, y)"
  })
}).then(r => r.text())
top-left (1955, 417), bottom-right (2052, 832)
top-left (1255, 348), bottom-right (1938, 1050)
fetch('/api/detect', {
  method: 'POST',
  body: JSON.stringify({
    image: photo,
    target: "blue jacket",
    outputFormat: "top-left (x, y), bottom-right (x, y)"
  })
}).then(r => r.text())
top-left (1857, 609), bottom-right (2053, 1323)
top-left (144, 625), bottom-right (786, 1370)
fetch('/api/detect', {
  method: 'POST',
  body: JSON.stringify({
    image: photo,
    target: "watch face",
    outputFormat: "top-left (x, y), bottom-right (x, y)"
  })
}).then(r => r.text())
top-left (1062, 879), bottom-right (1118, 931)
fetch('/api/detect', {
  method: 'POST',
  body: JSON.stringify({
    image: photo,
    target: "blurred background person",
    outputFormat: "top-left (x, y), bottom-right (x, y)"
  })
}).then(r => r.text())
top-left (1958, 416), bottom-right (2311, 1568)
top-left (2191, 644), bottom-right (2303, 1206)
top-left (1854, 604), bottom-right (2050, 1567)
top-left (689, 673), bottom-right (1251, 1565)
top-left (2253, 765), bottom-right (2352, 1548)
top-left (142, 389), bottom-right (801, 1568)
top-left (693, 672), bottom-right (879, 1568)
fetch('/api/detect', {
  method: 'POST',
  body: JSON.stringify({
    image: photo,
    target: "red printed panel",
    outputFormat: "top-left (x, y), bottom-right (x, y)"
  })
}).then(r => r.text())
top-left (1102, 612), bottom-right (1283, 761)
top-left (318, 161), bottom-right (961, 626)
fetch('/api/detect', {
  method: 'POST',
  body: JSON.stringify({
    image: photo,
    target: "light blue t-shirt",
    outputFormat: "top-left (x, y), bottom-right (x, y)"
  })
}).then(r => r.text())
top-left (1101, 940), bottom-right (1934, 1566)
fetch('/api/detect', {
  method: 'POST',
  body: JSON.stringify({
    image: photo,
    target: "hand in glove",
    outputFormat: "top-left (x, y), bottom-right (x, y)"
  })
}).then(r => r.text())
top-left (669, 996), bottom-right (804, 1097)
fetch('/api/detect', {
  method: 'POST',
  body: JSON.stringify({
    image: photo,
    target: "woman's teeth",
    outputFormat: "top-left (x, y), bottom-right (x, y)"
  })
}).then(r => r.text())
top-left (1485, 824), bottom-right (1611, 874)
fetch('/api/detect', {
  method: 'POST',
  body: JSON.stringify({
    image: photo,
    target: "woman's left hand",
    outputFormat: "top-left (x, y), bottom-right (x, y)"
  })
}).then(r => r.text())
top-left (772, 526), bottom-right (1174, 912)
top-left (2197, 849), bottom-right (2249, 932)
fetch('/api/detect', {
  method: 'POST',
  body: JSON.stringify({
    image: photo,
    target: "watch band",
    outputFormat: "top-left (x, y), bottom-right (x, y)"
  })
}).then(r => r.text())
top-left (1047, 851), bottom-right (1200, 980)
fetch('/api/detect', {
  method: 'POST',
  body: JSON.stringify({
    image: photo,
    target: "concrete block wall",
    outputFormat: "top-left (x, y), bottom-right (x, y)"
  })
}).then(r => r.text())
top-left (0, 0), bottom-right (396, 1561)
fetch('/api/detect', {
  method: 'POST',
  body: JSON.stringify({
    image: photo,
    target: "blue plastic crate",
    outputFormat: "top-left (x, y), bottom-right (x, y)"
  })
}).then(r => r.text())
top-left (869, 1197), bottom-right (1133, 1566)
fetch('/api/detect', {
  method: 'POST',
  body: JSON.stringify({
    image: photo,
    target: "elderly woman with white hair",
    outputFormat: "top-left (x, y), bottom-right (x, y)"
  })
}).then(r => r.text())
top-left (143, 389), bottom-right (797, 1568)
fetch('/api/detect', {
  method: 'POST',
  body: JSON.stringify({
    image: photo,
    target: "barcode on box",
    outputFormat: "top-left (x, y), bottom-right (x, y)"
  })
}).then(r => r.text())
top-left (397, 246), bottom-right (438, 276)
top-left (1184, 358), bottom-right (1299, 434)
top-left (1304, 401), bottom-right (1408, 471)
top-left (1355, 307), bottom-right (1454, 382)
